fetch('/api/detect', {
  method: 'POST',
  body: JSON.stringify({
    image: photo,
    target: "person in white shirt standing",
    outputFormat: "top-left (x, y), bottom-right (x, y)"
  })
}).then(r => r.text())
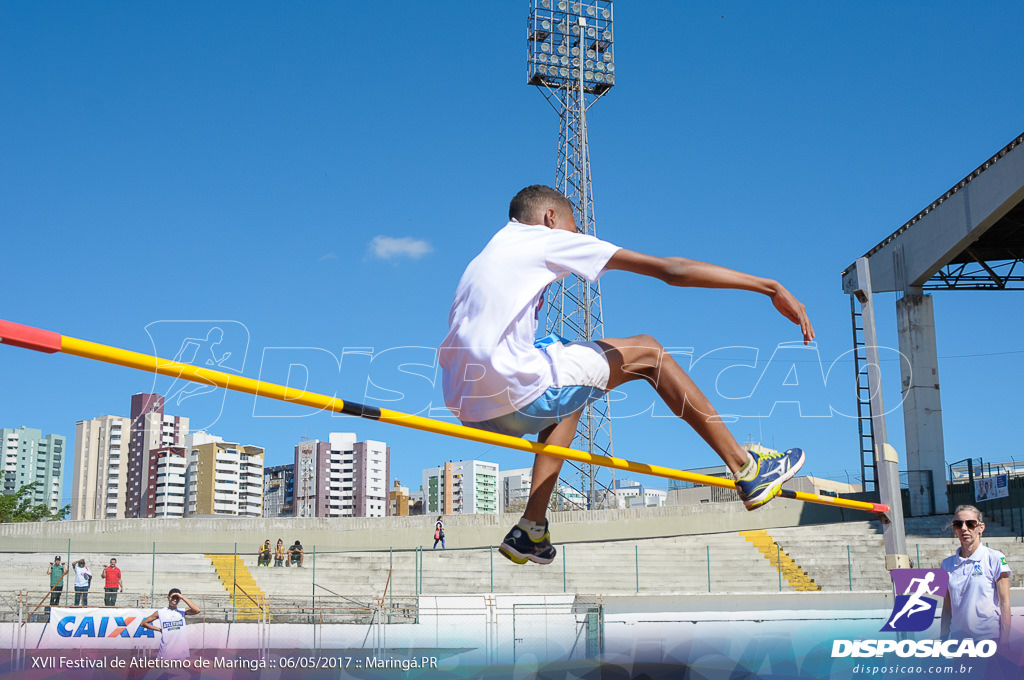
top-left (941, 505), bottom-right (1011, 644)
top-left (72, 559), bottom-right (91, 606)
top-left (440, 185), bottom-right (815, 565)
top-left (141, 588), bottom-right (201, 661)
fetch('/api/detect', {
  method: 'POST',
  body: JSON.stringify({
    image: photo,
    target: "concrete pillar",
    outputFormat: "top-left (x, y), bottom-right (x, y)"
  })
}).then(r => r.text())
top-left (896, 294), bottom-right (948, 514)
top-left (855, 259), bottom-right (908, 568)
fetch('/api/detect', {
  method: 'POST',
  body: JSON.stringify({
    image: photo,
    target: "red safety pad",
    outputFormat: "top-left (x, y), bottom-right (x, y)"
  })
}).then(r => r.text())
top-left (0, 319), bottom-right (62, 354)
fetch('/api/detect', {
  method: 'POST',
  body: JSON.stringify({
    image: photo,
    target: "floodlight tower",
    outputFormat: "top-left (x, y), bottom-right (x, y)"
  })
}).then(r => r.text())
top-left (527, 0), bottom-right (616, 509)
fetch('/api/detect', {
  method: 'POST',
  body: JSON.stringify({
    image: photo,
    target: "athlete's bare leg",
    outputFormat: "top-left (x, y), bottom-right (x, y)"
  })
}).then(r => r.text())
top-left (597, 334), bottom-right (749, 474)
top-left (521, 333), bottom-right (749, 521)
top-left (522, 410), bottom-right (582, 523)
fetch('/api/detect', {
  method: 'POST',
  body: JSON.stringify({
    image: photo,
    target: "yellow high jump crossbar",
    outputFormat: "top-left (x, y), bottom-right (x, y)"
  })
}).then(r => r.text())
top-left (0, 319), bottom-right (889, 514)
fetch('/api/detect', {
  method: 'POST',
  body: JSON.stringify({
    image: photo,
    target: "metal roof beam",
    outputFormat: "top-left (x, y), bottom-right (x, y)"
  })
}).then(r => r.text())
top-left (843, 133), bottom-right (1024, 294)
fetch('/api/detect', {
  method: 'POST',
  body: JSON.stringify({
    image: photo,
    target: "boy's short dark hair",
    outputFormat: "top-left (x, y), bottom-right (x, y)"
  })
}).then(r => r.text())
top-left (509, 185), bottom-right (572, 224)
top-left (168, 588), bottom-right (181, 597)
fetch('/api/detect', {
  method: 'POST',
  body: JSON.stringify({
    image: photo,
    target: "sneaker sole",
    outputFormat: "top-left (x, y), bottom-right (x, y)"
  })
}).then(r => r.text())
top-left (743, 450), bottom-right (806, 510)
top-left (499, 542), bottom-right (556, 566)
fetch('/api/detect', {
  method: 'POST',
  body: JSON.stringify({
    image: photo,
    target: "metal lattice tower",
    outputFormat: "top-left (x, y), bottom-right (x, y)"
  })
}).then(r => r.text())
top-left (527, 0), bottom-right (616, 509)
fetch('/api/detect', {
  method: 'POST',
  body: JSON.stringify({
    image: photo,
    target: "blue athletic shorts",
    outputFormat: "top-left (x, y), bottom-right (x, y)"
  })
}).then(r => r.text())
top-left (464, 333), bottom-right (609, 437)
top-left (466, 385), bottom-right (605, 437)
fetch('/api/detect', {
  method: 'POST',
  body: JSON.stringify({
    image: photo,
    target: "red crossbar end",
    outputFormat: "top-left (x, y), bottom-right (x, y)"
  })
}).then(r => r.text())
top-left (873, 503), bottom-right (891, 514)
top-left (0, 320), bottom-right (62, 354)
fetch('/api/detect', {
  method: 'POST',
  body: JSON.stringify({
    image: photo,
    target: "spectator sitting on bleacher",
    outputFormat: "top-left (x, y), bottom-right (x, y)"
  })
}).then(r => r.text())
top-left (274, 539), bottom-right (285, 567)
top-left (288, 540), bottom-right (304, 567)
top-left (257, 540), bottom-right (272, 567)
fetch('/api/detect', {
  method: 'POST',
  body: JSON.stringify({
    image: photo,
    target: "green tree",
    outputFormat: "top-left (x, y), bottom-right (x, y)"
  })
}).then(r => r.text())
top-left (0, 482), bottom-right (69, 523)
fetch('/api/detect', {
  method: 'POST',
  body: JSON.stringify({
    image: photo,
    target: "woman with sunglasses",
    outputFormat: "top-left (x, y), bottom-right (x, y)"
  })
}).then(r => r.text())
top-left (939, 505), bottom-right (1011, 644)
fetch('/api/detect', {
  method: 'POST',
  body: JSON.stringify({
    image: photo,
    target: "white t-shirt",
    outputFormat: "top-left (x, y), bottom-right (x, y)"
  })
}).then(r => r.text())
top-left (156, 607), bottom-right (190, 660)
top-left (440, 221), bottom-right (620, 422)
top-left (73, 564), bottom-right (91, 588)
top-left (941, 544), bottom-right (1010, 640)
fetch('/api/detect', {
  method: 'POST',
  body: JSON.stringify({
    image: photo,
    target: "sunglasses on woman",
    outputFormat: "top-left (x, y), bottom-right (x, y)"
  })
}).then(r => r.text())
top-left (952, 519), bottom-right (980, 529)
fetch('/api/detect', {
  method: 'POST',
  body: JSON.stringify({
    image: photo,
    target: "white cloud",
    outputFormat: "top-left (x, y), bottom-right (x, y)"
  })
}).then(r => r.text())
top-left (368, 235), bottom-right (434, 261)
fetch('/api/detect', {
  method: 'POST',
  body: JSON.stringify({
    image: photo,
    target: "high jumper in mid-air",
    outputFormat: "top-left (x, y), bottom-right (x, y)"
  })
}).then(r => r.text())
top-left (439, 184), bottom-right (815, 565)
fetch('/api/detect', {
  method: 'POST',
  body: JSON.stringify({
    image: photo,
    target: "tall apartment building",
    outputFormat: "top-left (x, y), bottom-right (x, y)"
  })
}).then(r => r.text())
top-left (126, 394), bottom-right (188, 518)
top-left (353, 440), bottom-right (389, 517)
top-left (423, 460), bottom-right (499, 515)
top-left (263, 464), bottom-right (294, 518)
top-left (292, 433), bottom-right (390, 518)
top-left (148, 447), bottom-right (188, 518)
top-left (1, 426), bottom-right (66, 513)
top-left (71, 415), bottom-right (131, 520)
top-left (187, 439), bottom-right (264, 517)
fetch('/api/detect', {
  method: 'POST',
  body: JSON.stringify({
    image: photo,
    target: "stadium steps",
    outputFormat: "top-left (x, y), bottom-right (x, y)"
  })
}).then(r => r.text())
top-left (739, 529), bottom-right (820, 591)
top-left (769, 520), bottom-right (1024, 591)
top-left (206, 554), bottom-right (268, 621)
top-left (12, 518), bottom-right (1021, 606)
top-left (239, 532), bottom-right (806, 597)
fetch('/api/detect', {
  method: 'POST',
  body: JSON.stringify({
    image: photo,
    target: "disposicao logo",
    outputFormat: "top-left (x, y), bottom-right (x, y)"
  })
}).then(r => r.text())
top-left (831, 568), bottom-right (996, 660)
top-left (881, 568), bottom-right (949, 633)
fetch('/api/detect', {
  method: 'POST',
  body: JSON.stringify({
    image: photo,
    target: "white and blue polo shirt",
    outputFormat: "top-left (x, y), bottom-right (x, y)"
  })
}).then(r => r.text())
top-left (941, 544), bottom-right (1011, 640)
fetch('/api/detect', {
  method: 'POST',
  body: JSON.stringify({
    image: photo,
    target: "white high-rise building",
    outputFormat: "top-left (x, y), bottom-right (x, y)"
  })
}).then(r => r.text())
top-left (354, 439), bottom-right (389, 517)
top-left (72, 415), bottom-right (131, 520)
top-left (152, 447), bottom-right (188, 518)
top-left (293, 433), bottom-right (390, 518)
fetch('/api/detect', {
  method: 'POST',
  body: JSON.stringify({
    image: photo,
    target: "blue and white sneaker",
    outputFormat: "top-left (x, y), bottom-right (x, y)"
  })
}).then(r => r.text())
top-left (499, 521), bottom-right (557, 565)
top-left (735, 447), bottom-right (805, 510)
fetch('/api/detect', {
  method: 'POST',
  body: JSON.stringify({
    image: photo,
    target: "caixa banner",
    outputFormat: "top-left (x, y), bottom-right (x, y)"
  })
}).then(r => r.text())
top-left (38, 608), bottom-right (157, 649)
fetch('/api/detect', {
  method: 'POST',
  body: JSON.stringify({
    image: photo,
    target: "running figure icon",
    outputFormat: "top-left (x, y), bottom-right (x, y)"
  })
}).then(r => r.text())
top-left (887, 572), bottom-right (939, 628)
top-left (881, 568), bottom-right (949, 633)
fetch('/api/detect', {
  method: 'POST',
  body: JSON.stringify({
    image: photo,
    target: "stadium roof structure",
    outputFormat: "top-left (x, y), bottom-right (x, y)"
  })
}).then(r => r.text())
top-left (843, 132), bottom-right (1024, 294)
top-left (841, 130), bottom-right (1024, 571)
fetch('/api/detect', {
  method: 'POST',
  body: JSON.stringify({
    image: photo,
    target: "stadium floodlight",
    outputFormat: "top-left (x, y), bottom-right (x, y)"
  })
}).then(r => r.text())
top-left (525, 0), bottom-right (617, 509)
top-left (527, 0), bottom-right (614, 95)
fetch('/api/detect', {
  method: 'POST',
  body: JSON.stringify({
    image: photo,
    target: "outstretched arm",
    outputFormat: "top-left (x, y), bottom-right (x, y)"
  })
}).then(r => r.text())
top-left (604, 250), bottom-right (815, 344)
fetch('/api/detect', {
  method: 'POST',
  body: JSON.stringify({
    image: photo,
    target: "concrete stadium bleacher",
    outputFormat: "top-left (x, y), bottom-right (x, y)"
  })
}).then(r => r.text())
top-left (770, 516), bottom-right (1024, 591)
top-left (4, 511), bottom-right (1022, 623)
top-left (238, 531), bottom-right (792, 599)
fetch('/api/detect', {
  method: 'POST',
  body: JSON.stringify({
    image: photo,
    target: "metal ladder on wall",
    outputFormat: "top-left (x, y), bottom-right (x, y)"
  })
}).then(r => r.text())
top-left (850, 296), bottom-right (878, 492)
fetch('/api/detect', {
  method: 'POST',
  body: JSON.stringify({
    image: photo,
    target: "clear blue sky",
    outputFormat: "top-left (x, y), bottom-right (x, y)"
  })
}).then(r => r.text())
top-left (2, 2), bottom-right (1022, 507)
